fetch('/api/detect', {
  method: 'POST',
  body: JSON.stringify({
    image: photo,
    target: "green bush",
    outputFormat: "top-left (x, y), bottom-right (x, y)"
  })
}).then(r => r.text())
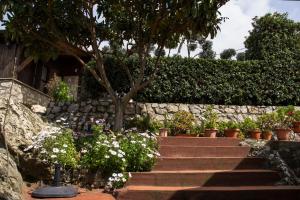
top-left (171, 111), bottom-right (195, 135)
top-left (83, 57), bottom-right (300, 105)
top-left (202, 106), bottom-right (219, 129)
top-left (125, 114), bottom-right (163, 133)
top-left (239, 117), bottom-right (259, 138)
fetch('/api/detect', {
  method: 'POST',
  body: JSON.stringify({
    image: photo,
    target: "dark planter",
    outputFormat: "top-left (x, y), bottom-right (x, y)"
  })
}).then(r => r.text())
top-left (250, 129), bottom-right (261, 140)
top-left (224, 129), bottom-right (240, 138)
top-left (262, 131), bottom-right (272, 141)
top-left (204, 129), bottom-right (218, 138)
top-left (293, 121), bottom-right (300, 133)
top-left (274, 128), bottom-right (291, 141)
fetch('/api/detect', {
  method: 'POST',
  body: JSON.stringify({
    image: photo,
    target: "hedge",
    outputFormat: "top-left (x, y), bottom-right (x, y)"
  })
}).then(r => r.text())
top-left (82, 57), bottom-right (300, 106)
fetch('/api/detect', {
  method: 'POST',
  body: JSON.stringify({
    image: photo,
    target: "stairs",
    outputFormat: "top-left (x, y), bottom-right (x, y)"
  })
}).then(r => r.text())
top-left (117, 137), bottom-right (300, 200)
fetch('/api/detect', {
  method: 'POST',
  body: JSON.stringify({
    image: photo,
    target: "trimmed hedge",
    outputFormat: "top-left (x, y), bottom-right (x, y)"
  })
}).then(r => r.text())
top-left (83, 57), bottom-right (300, 106)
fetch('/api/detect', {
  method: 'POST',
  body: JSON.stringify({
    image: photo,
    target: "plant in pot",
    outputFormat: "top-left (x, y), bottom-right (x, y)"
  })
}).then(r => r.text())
top-left (224, 121), bottom-right (240, 138)
top-left (171, 110), bottom-right (195, 137)
top-left (273, 106), bottom-right (294, 141)
top-left (240, 117), bottom-right (261, 140)
top-left (159, 113), bottom-right (172, 137)
top-left (257, 113), bottom-right (277, 140)
top-left (290, 110), bottom-right (300, 133)
top-left (202, 106), bottom-right (219, 138)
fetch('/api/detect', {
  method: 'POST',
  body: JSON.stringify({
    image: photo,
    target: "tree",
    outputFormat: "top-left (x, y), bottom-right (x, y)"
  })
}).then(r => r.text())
top-left (1, 0), bottom-right (228, 131)
top-left (198, 40), bottom-right (216, 59)
top-left (220, 48), bottom-right (236, 60)
top-left (236, 52), bottom-right (246, 61)
top-left (245, 12), bottom-right (300, 60)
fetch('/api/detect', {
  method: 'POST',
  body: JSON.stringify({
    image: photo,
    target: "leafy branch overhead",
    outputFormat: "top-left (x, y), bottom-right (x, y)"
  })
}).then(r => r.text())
top-left (1, 0), bottom-right (229, 130)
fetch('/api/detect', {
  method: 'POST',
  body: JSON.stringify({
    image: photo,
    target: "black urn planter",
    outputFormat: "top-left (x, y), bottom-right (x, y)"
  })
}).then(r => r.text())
top-left (31, 164), bottom-right (78, 198)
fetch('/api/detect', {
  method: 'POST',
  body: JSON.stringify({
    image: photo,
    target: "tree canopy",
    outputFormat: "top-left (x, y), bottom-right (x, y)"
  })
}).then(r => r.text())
top-left (220, 48), bottom-right (236, 60)
top-left (1, 0), bottom-right (228, 130)
top-left (244, 12), bottom-right (300, 60)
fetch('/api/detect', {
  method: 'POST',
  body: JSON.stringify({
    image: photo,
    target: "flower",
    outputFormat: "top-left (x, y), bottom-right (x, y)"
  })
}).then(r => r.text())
top-left (118, 153), bottom-right (123, 158)
top-left (118, 173), bottom-right (123, 177)
top-left (60, 149), bottom-right (66, 154)
top-left (105, 155), bottom-right (110, 159)
top-left (122, 178), bottom-right (127, 182)
top-left (63, 144), bottom-right (68, 148)
top-left (109, 150), bottom-right (117, 155)
top-left (52, 148), bottom-right (59, 153)
top-left (50, 155), bottom-right (57, 158)
top-left (147, 154), bottom-right (154, 158)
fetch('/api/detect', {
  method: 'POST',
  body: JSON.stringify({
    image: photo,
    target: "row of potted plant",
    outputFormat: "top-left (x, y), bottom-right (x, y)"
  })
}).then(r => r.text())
top-left (159, 106), bottom-right (300, 141)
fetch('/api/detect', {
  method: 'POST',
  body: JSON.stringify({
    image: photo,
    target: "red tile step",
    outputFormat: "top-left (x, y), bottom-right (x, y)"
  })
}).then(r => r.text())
top-left (153, 157), bottom-right (267, 171)
top-left (117, 185), bottom-right (300, 200)
top-left (127, 170), bottom-right (280, 187)
top-left (158, 137), bottom-right (240, 147)
top-left (159, 146), bottom-right (251, 157)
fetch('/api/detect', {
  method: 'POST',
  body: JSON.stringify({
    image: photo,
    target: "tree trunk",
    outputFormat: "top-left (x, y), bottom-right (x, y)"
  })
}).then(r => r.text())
top-left (114, 98), bottom-right (125, 132)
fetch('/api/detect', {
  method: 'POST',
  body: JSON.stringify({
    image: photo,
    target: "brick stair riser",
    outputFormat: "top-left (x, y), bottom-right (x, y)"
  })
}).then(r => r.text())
top-left (153, 158), bottom-right (267, 171)
top-left (159, 146), bottom-right (250, 157)
top-left (159, 137), bottom-right (240, 147)
top-left (118, 188), bottom-right (300, 200)
top-left (127, 171), bottom-right (280, 187)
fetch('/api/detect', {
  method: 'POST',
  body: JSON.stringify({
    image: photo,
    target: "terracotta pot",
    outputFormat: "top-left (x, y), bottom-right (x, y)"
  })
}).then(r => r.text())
top-left (224, 129), bottom-right (240, 138)
top-left (159, 128), bottom-right (168, 137)
top-left (262, 131), bottom-right (272, 141)
top-left (204, 129), bottom-right (218, 138)
top-left (293, 121), bottom-right (300, 133)
top-left (274, 128), bottom-right (291, 141)
top-left (250, 129), bottom-right (261, 140)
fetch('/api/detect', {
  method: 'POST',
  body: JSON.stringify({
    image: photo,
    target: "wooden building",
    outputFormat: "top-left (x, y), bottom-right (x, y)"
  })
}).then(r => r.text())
top-left (0, 31), bottom-right (88, 99)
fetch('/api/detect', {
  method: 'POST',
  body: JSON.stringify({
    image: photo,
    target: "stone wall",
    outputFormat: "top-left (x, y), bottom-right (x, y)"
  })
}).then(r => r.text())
top-left (46, 99), bottom-right (300, 130)
top-left (0, 78), bottom-right (51, 107)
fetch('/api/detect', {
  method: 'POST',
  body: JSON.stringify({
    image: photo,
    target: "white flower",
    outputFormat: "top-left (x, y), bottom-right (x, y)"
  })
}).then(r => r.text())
top-left (118, 173), bottom-right (123, 177)
top-left (142, 144), bottom-right (146, 148)
top-left (118, 153), bottom-right (123, 158)
top-left (108, 177), bottom-right (114, 181)
top-left (109, 150), bottom-right (117, 155)
top-left (52, 148), bottom-right (59, 153)
top-left (50, 155), bottom-right (57, 158)
top-left (40, 149), bottom-right (47, 154)
top-left (60, 149), bottom-right (66, 154)
top-left (122, 158), bottom-right (126, 162)
top-left (105, 155), bottom-right (110, 159)
top-left (81, 149), bottom-right (88, 153)
top-left (122, 178), bottom-right (127, 182)
top-left (63, 144), bottom-right (68, 148)
top-left (131, 141), bottom-right (136, 144)
top-left (112, 173), bottom-right (117, 177)
top-left (147, 154), bottom-right (154, 158)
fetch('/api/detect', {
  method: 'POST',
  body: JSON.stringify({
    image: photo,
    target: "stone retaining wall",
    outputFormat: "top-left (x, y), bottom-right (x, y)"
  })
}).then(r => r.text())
top-left (0, 78), bottom-right (51, 107)
top-left (46, 98), bottom-right (299, 130)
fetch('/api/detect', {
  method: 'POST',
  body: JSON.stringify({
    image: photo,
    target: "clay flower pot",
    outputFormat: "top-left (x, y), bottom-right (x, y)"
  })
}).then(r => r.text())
top-left (204, 129), bottom-right (218, 138)
top-left (274, 128), bottom-right (291, 141)
top-left (159, 128), bottom-right (168, 137)
top-left (293, 121), bottom-right (300, 133)
top-left (250, 129), bottom-right (261, 140)
top-left (224, 129), bottom-right (240, 138)
top-left (262, 131), bottom-right (272, 141)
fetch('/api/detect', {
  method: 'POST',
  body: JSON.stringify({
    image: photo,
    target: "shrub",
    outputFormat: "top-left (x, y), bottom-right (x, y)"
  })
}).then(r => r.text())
top-left (82, 57), bottom-right (300, 106)
top-left (171, 111), bottom-right (195, 135)
top-left (257, 113), bottom-right (277, 132)
top-left (240, 117), bottom-right (259, 137)
top-left (47, 75), bottom-right (73, 102)
top-left (125, 114), bottom-right (163, 133)
top-left (202, 106), bottom-right (219, 129)
top-left (35, 129), bottom-right (78, 168)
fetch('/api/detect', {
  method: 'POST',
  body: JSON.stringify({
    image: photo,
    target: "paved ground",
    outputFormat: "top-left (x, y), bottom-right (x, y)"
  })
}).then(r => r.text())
top-left (23, 185), bottom-right (116, 200)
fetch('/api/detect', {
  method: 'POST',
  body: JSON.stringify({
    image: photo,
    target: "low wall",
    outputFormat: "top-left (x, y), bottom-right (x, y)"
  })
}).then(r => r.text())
top-left (0, 78), bottom-right (51, 107)
top-left (46, 99), bottom-right (300, 130)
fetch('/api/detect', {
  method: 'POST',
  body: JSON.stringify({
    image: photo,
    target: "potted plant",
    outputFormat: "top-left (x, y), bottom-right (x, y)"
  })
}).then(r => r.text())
top-left (291, 110), bottom-right (300, 133)
top-left (240, 117), bottom-right (261, 140)
top-left (202, 106), bottom-right (219, 138)
top-left (273, 106), bottom-right (294, 141)
top-left (171, 110), bottom-right (195, 137)
top-left (224, 121), bottom-right (240, 138)
top-left (257, 113), bottom-right (276, 141)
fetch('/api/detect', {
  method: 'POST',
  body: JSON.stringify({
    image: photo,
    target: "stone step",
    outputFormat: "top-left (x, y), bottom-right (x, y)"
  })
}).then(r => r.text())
top-left (117, 185), bottom-right (300, 200)
top-left (127, 170), bottom-right (280, 187)
top-left (159, 146), bottom-right (250, 157)
top-left (153, 157), bottom-right (267, 171)
top-left (158, 137), bottom-right (241, 147)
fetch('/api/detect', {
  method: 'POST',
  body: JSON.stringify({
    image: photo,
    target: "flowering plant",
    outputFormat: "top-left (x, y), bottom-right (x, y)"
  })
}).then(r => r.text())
top-left (25, 127), bottom-right (78, 168)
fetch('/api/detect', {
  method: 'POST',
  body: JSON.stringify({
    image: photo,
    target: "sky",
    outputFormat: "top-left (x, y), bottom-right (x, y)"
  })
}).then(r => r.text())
top-left (199, 0), bottom-right (300, 56)
top-left (1, 0), bottom-right (300, 57)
